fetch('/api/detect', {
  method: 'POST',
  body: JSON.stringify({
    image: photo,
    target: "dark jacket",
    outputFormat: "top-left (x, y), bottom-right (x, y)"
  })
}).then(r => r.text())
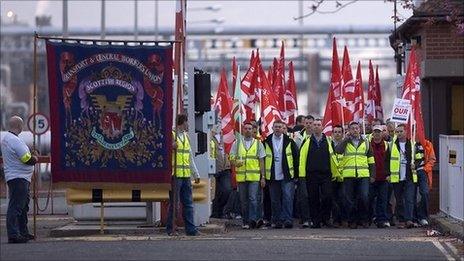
top-left (263, 133), bottom-right (299, 181)
top-left (385, 138), bottom-right (423, 181)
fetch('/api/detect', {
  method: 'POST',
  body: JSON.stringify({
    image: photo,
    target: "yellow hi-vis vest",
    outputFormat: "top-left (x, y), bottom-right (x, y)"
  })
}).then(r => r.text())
top-left (172, 131), bottom-right (191, 178)
top-left (235, 139), bottom-right (261, 182)
top-left (264, 142), bottom-right (294, 180)
top-left (298, 136), bottom-right (341, 180)
top-left (388, 138), bottom-right (421, 183)
top-left (210, 139), bottom-right (217, 159)
top-left (340, 139), bottom-right (374, 178)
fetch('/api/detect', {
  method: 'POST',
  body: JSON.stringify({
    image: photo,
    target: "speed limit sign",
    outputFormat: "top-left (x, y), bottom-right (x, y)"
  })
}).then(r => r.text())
top-left (27, 113), bottom-right (49, 135)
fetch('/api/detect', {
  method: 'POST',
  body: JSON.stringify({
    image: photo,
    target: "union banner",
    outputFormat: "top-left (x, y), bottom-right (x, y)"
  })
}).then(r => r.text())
top-left (46, 41), bottom-right (173, 186)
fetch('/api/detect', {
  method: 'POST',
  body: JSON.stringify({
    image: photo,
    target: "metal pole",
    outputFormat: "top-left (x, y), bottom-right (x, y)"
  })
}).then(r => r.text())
top-left (134, 0), bottom-right (138, 40)
top-left (32, 32), bottom-right (38, 239)
top-left (100, 201), bottom-right (104, 234)
top-left (101, 0), bottom-right (106, 40)
top-left (63, 0), bottom-right (68, 38)
top-left (298, 0), bottom-right (304, 87)
top-left (155, 0), bottom-right (159, 40)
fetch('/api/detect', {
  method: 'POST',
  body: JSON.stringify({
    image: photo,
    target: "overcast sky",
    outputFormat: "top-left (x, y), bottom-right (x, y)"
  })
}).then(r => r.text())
top-left (1, 0), bottom-right (413, 29)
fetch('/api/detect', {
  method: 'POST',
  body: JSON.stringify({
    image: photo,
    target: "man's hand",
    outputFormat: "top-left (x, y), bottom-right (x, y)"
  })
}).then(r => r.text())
top-left (410, 163), bottom-right (416, 170)
top-left (194, 178), bottom-right (200, 184)
top-left (370, 177), bottom-right (375, 184)
top-left (386, 176), bottom-right (391, 182)
top-left (172, 143), bottom-right (178, 150)
top-left (260, 177), bottom-right (266, 188)
top-left (31, 150), bottom-right (39, 156)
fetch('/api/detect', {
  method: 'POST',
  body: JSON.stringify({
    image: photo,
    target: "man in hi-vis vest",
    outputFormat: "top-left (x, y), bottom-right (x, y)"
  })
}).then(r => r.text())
top-left (299, 119), bottom-right (341, 228)
top-left (167, 114), bottom-right (201, 236)
top-left (335, 121), bottom-right (375, 229)
top-left (386, 124), bottom-right (424, 229)
top-left (230, 122), bottom-right (266, 229)
top-left (263, 120), bottom-right (299, 229)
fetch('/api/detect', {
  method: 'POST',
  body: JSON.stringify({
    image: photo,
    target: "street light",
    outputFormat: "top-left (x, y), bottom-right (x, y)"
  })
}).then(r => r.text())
top-left (190, 17), bottom-right (225, 25)
top-left (188, 5), bottom-right (221, 12)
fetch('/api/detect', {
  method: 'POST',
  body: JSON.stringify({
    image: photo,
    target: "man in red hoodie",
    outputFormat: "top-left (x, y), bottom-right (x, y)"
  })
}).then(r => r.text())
top-left (369, 125), bottom-right (390, 228)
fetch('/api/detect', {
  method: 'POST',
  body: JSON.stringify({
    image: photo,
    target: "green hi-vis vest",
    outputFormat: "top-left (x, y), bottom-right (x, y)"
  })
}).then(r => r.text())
top-left (172, 131), bottom-right (191, 178)
top-left (340, 139), bottom-right (374, 178)
top-left (210, 139), bottom-right (217, 159)
top-left (298, 136), bottom-right (341, 180)
top-left (388, 138), bottom-right (422, 183)
top-left (264, 142), bottom-right (294, 180)
top-left (235, 139), bottom-right (261, 182)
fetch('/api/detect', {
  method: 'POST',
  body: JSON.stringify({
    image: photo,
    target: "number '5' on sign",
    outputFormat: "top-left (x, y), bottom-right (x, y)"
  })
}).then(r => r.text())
top-left (27, 113), bottom-right (50, 136)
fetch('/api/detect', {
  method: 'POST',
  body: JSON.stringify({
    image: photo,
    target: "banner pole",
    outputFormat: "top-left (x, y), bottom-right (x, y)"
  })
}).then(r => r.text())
top-left (33, 32), bottom-right (38, 240)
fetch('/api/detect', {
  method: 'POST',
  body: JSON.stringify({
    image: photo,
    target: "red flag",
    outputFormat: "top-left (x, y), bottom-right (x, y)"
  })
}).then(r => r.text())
top-left (214, 68), bottom-right (235, 154)
top-left (231, 56), bottom-right (238, 96)
top-left (249, 50), bottom-right (255, 68)
top-left (241, 51), bottom-right (259, 122)
top-left (273, 57), bottom-right (286, 118)
top-left (285, 61), bottom-right (298, 127)
top-left (374, 65), bottom-right (384, 121)
top-left (365, 60), bottom-right (376, 123)
top-left (353, 61), bottom-right (365, 123)
top-left (341, 46), bottom-right (355, 123)
top-left (322, 38), bottom-right (343, 135)
top-left (402, 47), bottom-right (425, 145)
top-left (267, 65), bottom-right (274, 86)
top-left (257, 56), bottom-right (281, 139)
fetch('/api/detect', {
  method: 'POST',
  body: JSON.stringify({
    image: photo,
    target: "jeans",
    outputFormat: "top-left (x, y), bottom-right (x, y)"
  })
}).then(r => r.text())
top-left (369, 181), bottom-right (389, 223)
top-left (297, 178), bottom-right (310, 223)
top-left (331, 181), bottom-right (345, 224)
top-left (393, 179), bottom-right (416, 222)
top-left (343, 177), bottom-right (370, 224)
top-left (269, 179), bottom-right (295, 224)
top-left (262, 183), bottom-right (271, 221)
top-left (166, 177), bottom-right (197, 235)
top-left (7, 178), bottom-right (30, 239)
top-left (211, 170), bottom-right (232, 218)
top-left (416, 170), bottom-right (430, 220)
top-left (308, 177), bottom-right (332, 225)
top-left (238, 182), bottom-right (260, 225)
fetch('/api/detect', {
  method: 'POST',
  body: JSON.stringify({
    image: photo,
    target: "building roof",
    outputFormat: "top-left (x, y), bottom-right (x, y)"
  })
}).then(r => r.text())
top-left (389, 0), bottom-right (464, 47)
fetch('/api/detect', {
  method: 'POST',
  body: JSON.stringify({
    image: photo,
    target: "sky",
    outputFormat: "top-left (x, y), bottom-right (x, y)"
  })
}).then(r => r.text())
top-left (1, 0), bottom-right (413, 29)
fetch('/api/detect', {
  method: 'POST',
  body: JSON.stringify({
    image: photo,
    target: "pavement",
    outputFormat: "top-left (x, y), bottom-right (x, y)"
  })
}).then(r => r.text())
top-left (0, 215), bottom-right (463, 260)
top-left (430, 213), bottom-right (464, 240)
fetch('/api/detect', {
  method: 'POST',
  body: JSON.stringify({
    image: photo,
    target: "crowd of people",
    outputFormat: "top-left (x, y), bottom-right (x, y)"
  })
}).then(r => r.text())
top-left (210, 115), bottom-right (436, 230)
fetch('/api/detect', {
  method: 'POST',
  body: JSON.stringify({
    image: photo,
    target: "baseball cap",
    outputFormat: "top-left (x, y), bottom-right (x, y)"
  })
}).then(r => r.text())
top-left (373, 125), bottom-right (383, 132)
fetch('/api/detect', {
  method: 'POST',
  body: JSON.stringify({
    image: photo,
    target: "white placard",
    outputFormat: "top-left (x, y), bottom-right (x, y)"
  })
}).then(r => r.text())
top-left (389, 98), bottom-right (411, 124)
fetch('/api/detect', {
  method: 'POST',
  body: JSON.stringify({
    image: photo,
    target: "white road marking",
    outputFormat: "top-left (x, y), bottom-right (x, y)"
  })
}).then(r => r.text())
top-left (432, 241), bottom-right (455, 261)
top-left (444, 242), bottom-right (463, 261)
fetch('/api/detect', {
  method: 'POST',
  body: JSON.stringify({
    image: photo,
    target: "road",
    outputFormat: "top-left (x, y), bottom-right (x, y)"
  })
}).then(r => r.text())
top-left (1, 218), bottom-right (462, 261)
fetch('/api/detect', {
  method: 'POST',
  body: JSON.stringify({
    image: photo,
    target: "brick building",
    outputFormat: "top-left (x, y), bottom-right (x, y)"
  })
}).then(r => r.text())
top-left (390, 0), bottom-right (464, 214)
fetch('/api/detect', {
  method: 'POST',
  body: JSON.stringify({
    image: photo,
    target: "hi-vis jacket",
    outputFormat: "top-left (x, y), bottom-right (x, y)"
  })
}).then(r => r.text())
top-left (386, 137), bottom-right (424, 183)
top-left (299, 135), bottom-right (341, 181)
top-left (263, 133), bottom-right (299, 181)
top-left (172, 131), bottom-right (198, 178)
top-left (230, 138), bottom-right (262, 182)
top-left (335, 137), bottom-right (375, 179)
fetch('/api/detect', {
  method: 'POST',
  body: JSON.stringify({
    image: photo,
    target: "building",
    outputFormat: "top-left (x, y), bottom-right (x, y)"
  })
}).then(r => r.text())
top-left (390, 0), bottom-right (464, 214)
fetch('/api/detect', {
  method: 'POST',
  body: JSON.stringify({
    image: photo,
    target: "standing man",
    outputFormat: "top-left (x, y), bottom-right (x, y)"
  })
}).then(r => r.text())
top-left (417, 139), bottom-right (436, 226)
top-left (210, 125), bottom-right (232, 219)
top-left (292, 115), bottom-right (306, 133)
top-left (336, 121), bottom-right (375, 229)
top-left (295, 115), bottom-right (314, 148)
top-left (1, 116), bottom-right (37, 243)
top-left (330, 125), bottom-right (345, 227)
top-left (299, 119), bottom-right (341, 228)
top-left (167, 114), bottom-right (201, 236)
top-left (369, 125), bottom-right (390, 228)
top-left (386, 124), bottom-right (423, 229)
top-left (263, 120), bottom-right (299, 228)
top-left (230, 122), bottom-right (266, 229)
